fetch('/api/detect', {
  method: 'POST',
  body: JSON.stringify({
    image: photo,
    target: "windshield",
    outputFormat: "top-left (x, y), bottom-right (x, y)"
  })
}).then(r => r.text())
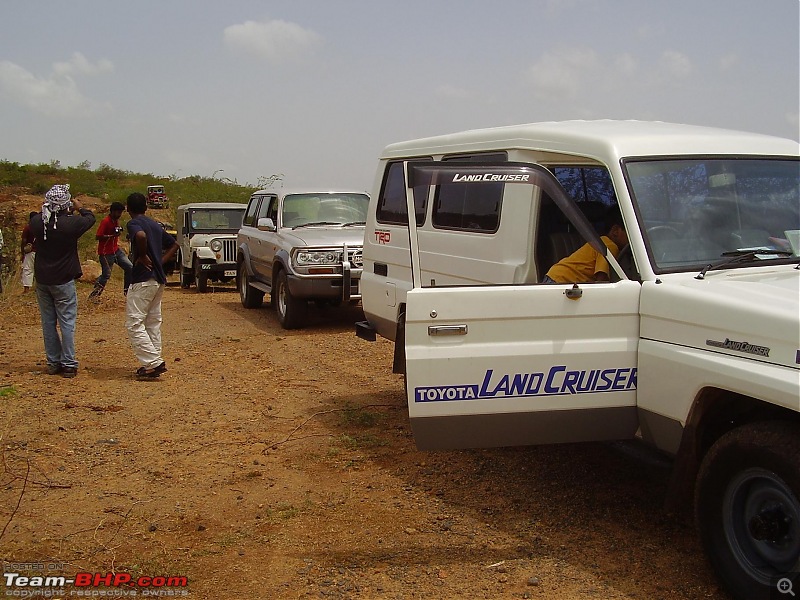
top-left (281, 193), bottom-right (369, 228)
top-left (189, 208), bottom-right (245, 232)
top-left (625, 158), bottom-right (800, 272)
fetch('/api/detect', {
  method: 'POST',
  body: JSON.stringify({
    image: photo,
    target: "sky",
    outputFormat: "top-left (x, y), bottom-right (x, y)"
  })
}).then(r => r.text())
top-left (0, 0), bottom-right (798, 192)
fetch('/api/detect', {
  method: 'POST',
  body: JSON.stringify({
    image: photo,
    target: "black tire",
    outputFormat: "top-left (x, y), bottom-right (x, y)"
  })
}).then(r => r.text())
top-left (274, 269), bottom-right (306, 329)
top-left (194, 258), bottom-right (209, 293)
top-left (695, 421), bottom-right (800, 600)
top-left (238, 262), bottom-right (263, 308)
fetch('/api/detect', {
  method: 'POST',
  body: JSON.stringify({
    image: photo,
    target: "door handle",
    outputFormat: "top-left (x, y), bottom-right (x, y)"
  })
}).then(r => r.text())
top-left (428, 324), bottom-right (468, 336)
top-left (565, 283), bottom-right (583, 300)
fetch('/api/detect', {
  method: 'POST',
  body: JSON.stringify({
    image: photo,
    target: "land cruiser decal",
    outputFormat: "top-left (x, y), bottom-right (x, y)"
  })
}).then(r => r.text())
top-left (451, 173), bottom-right (531, 183)
top-left (706, 337), bottom-right (770, 357)
top-left (414, 366), bottom-right (637, 402)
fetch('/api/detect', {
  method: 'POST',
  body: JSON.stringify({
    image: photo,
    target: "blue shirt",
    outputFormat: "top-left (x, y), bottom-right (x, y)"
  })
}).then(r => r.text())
top-left (127, 216), bottom-right (176, 285)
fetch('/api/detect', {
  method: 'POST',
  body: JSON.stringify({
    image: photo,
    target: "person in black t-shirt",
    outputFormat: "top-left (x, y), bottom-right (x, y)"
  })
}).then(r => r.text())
top-left (29, 184), bottom-right (95, 377)
top-left (124, 192), bottom-right (178, 379)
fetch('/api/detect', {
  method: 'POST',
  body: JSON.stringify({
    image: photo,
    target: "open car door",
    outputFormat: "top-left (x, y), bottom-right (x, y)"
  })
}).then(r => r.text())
top-left (403, 162), bottom-right (642, 450)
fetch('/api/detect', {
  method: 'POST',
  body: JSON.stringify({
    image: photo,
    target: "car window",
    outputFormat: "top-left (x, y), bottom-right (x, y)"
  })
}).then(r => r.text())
top-left (282, 193), bottom-right (369, 227)
top-left (432, 152), bottom-right (507, 233)
top-left (243, 197), bottom-right (260, 227)
top-left (189, 209), bottom-right (246, 232)
top-left (625, 157), bottom-right (800, 272)
top-left (376, 159), bottom-right (430, 226)
top-left (552, 166), bottom-right (617, 206)
top-left (257, 195), bottom-right (276, 221)
top-left (266, 196), bottom-right (279, 222)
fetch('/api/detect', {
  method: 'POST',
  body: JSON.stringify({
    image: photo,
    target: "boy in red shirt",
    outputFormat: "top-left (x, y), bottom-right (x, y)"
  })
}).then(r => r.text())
top-left (90, 202), bottom-right (133, 299)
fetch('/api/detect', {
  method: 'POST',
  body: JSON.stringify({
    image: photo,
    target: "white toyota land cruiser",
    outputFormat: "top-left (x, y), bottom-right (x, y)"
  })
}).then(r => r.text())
top-left (355, 121), bottom-right (800, 599)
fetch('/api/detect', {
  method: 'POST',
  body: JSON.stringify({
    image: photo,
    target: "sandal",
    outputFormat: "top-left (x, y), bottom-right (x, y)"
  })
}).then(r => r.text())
top-left (135, 366), bottom-right (161, 379)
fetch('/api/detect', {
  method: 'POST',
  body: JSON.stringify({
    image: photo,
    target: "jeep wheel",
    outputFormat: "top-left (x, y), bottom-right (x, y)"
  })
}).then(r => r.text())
top-left (275, 270), bottom-right (307, 329)
top-left (695, 421), bottom-right (800, 600)
top-left (238, 263), bottom-right (263, 308)
top-left (194, 258), bottom-right (209, 293)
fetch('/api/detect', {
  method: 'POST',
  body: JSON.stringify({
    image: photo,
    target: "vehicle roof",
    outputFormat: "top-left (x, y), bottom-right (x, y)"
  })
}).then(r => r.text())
top-left (176, 202), bottom-right (247, 210)
top-left (250, 188), bottom-right (369, 197)
top-left (381, 120), bottom-right (800, 161)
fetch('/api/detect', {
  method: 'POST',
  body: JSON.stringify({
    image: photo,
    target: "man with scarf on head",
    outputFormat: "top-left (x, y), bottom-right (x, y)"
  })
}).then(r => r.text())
top-left (29, 184), bottom-right (95, 378)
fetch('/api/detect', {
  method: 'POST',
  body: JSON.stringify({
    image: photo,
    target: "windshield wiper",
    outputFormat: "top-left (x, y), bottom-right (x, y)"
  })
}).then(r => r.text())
top-left (341, 221), bottom-right (366, 227)
top-left (292, 221), bottom-right (341, 229)
top-left (695, 248), bottom-right (794, 279)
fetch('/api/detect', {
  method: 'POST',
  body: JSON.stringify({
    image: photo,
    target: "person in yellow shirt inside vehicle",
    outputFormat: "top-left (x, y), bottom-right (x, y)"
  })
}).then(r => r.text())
top-left (543, 205), bottom-right (628, 284)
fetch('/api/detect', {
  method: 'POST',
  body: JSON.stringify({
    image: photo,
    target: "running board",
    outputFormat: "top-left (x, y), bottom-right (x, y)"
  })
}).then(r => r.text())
top-left (249, 281), bottom-right (271, 294)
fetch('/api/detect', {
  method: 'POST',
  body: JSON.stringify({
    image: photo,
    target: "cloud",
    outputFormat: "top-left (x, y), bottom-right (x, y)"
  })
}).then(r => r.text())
top-left (718, 53), bottom-right (738, 71)
top-left (0, 56), bottom-right (112, 118)
top-left (223, 18), bottom-right (322, 64)
top-left (660, 50), bottom-right (693, 78)
top-left (614, 53), bottom-right (638, 77)
top-left (524, 45), bottom-right (698, 106)
top-left (526, 48), bottom-right (599, 98)
top-left (53, 52), bottom-right (114, 77)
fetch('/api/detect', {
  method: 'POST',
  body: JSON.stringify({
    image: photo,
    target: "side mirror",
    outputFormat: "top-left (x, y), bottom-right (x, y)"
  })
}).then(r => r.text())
top-left (257, 217), bottom-right (276, 232)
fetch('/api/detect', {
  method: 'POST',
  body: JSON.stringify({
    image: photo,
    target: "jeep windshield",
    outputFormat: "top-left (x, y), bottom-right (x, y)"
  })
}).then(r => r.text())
top-left (282, 193), bottom-right (369, 229)
top-left (625, 157), bottom-right (800, 273)
top-left (189, 208), bottom-right (245, 233)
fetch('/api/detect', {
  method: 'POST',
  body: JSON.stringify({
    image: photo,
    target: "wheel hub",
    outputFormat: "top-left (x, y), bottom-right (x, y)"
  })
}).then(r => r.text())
top-left (749, 504), bottom-right (793, 542)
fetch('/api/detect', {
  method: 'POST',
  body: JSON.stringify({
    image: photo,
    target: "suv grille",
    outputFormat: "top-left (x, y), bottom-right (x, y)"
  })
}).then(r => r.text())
top-left (348, 249), bottom-right (363, 268)
top-left (222, 239), bottom-right (237, 263)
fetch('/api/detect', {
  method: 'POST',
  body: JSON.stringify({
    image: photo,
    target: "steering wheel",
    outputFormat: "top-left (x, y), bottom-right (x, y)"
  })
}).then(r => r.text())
top-left (646, 225), bottom-right (681, 242)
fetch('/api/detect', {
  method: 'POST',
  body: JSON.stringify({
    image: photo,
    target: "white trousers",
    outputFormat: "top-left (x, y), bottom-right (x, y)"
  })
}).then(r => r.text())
top-left (21, 251), bottom-right (35, 287)
top-left (125, 280), bottom-right (164, 369)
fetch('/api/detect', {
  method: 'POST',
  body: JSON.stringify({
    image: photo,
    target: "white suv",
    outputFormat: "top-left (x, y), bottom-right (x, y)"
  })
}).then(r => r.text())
top-left (356, 120), bottom-right (800, 599)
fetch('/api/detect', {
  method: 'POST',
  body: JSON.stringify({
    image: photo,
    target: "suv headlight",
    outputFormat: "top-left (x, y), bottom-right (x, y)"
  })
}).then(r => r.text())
top-left (296, 250), bottom-right (338, 265)
top-left (210, 240), bottom-right (222, 252)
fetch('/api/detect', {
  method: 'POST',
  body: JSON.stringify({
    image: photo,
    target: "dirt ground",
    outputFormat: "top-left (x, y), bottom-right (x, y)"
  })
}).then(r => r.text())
top-left (0, 198), bottom-right (728, 599)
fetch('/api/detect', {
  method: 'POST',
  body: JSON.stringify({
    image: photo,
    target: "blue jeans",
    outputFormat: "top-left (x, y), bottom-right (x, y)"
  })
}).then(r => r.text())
top-left (97, 249), bottom-right (133, 291)
top-left (36, 280), bottom-right (79, 369)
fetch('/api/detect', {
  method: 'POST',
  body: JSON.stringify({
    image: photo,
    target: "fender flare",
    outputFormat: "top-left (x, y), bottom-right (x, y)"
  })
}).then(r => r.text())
top-left (238, 244), bottom-right (256, 277)
top-left (274, 249), bottom-right (293, 280)
top-left (194, 246), bottom-right (216, 261)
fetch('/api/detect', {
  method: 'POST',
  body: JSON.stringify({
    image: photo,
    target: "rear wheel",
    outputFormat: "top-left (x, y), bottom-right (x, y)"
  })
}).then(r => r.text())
top-left (695, 421), bottom-right (800, 600)
top-left (238, 262), bottom-right (263, 308)
top-left (274, 270), bottom-right (306, 329)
